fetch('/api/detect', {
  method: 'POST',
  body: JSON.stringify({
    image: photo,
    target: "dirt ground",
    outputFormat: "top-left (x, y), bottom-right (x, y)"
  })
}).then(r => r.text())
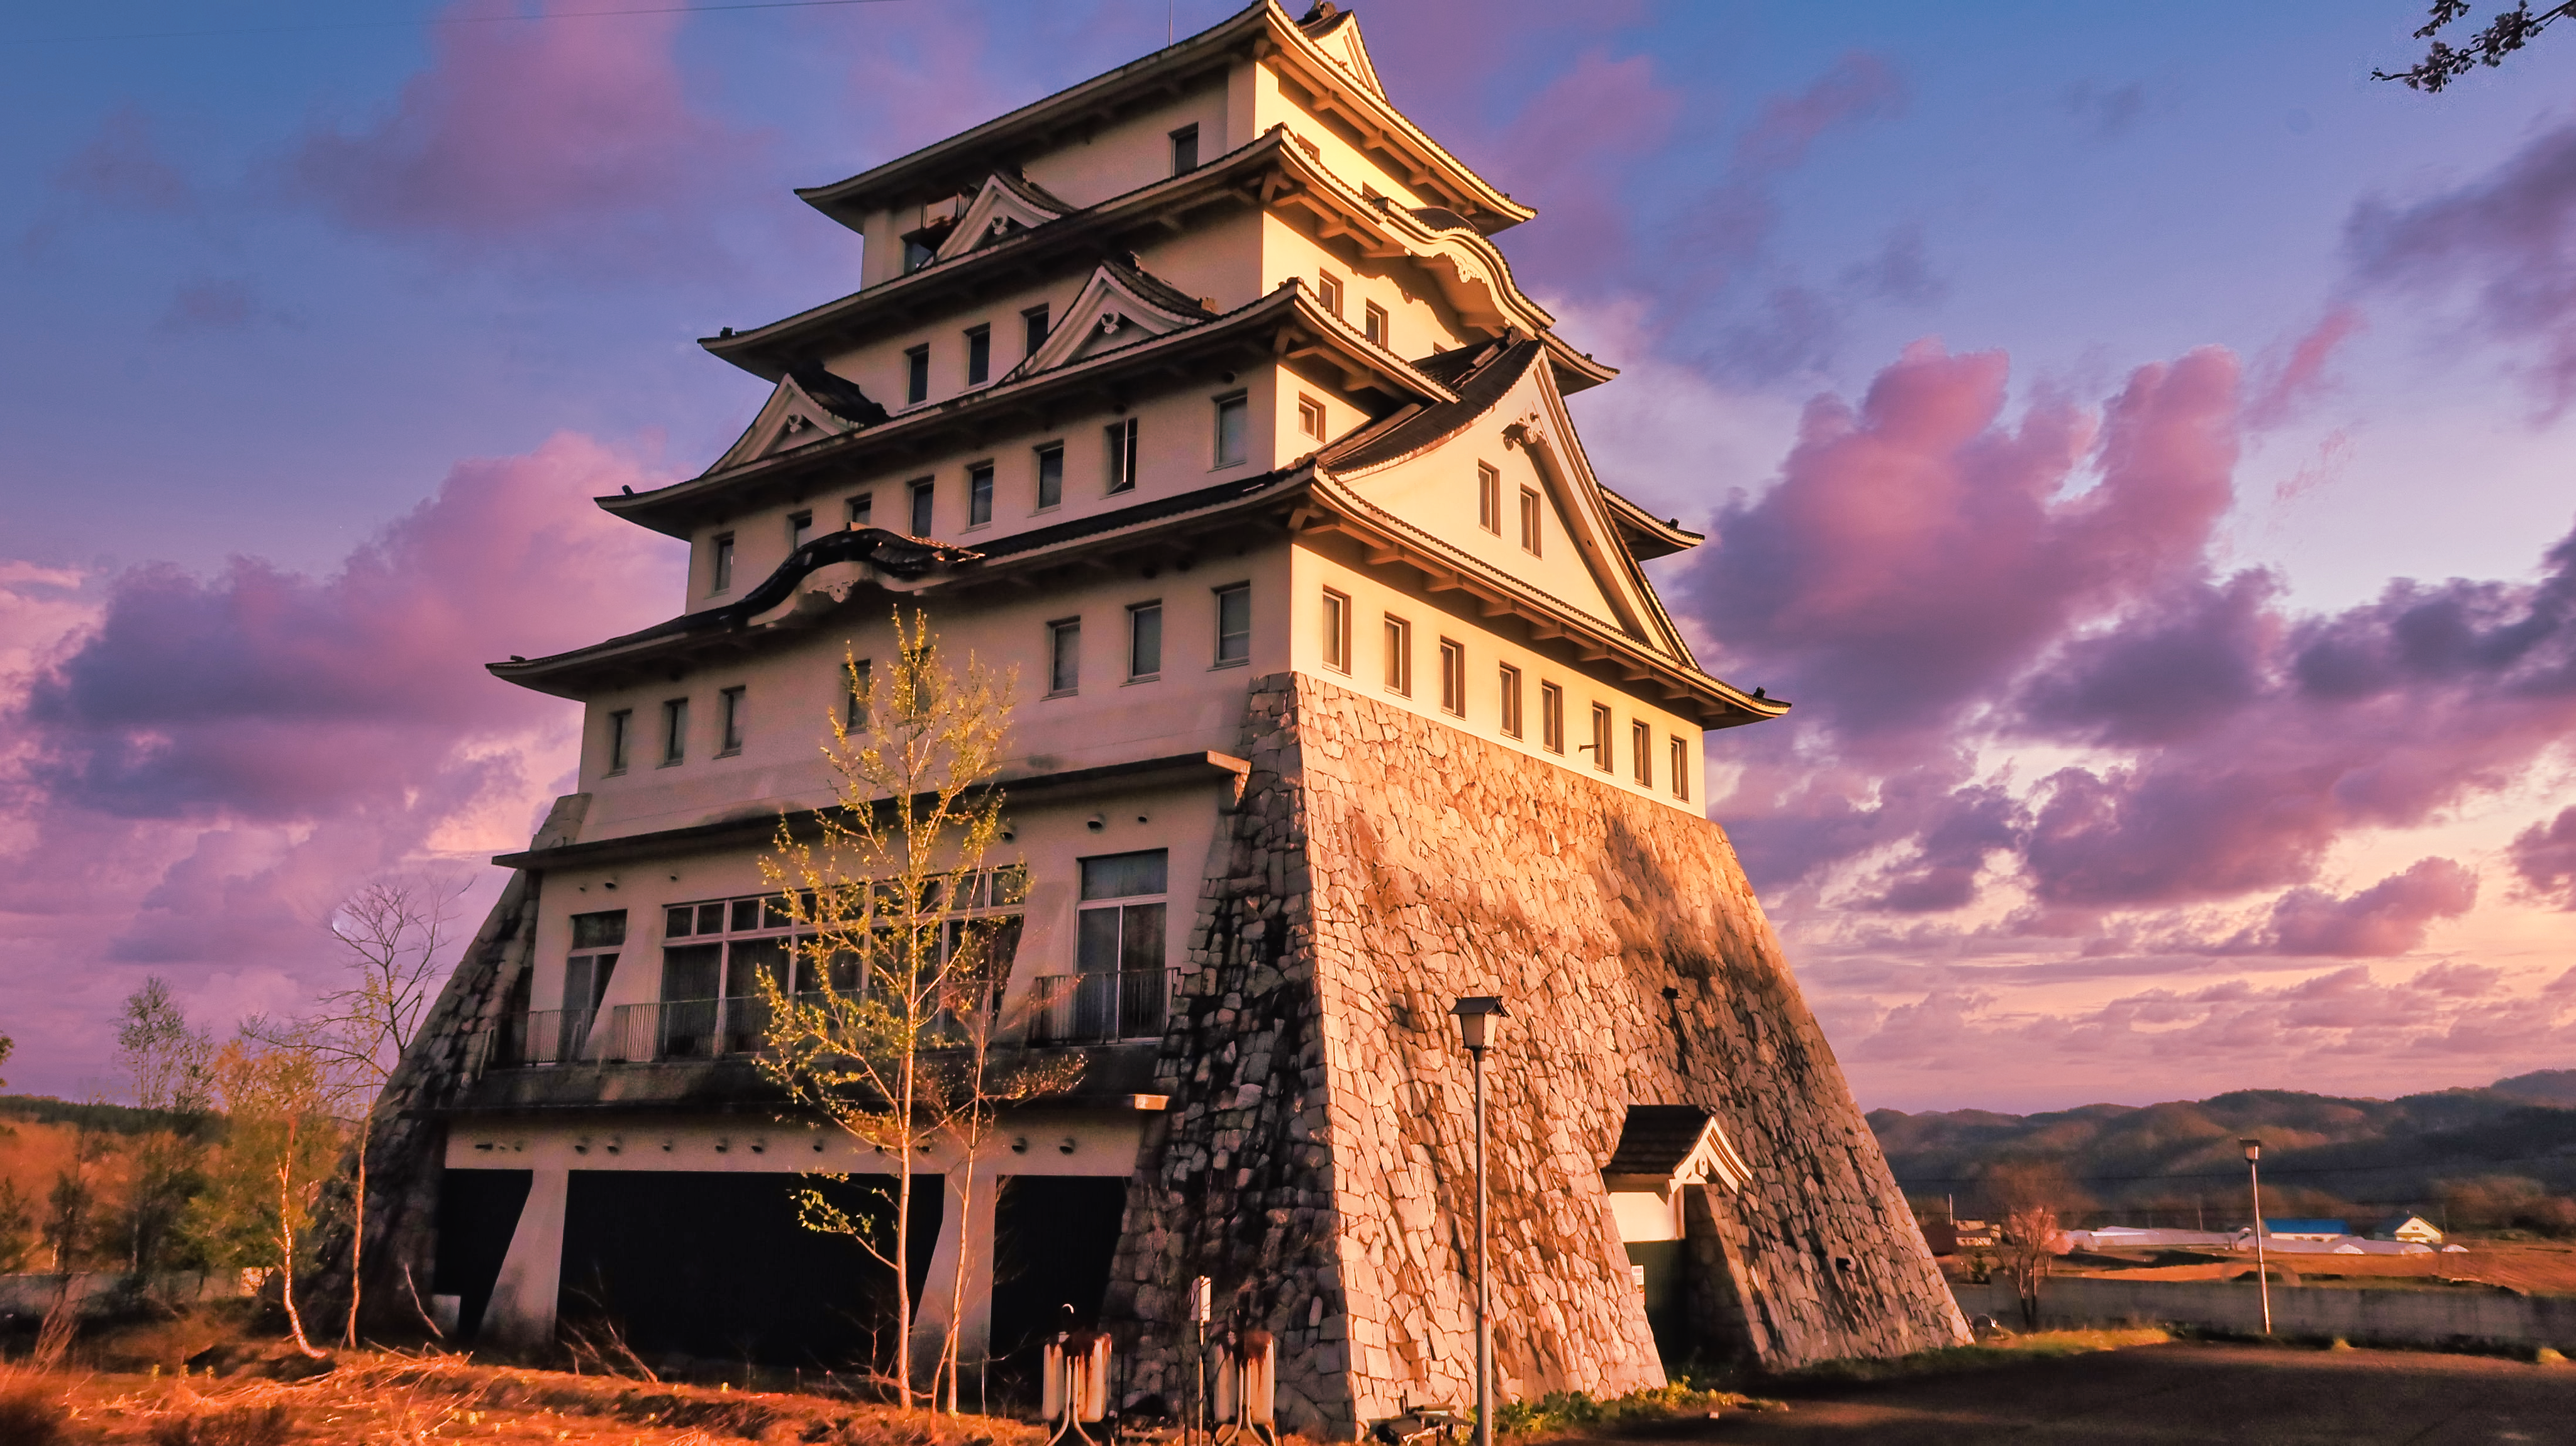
top-left (1655, 1340), bottom-right (2576, 1445)
top-left (2045, 1238), bottom-right (2576, 1295)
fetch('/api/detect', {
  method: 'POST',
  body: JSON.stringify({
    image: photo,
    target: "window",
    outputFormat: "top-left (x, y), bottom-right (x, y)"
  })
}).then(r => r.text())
top-left (1079, 848), bottom-right (1167, 976)
top-left (1669, 736), bottom-right (1690, 801)
top-left (848, 492), bottom-right (873, 529)
top-left (1498, 665), bottom-right (1522, 738)
top-left (1105, 417), bottom-right (1138, 493)
top-left (565, 909), bottom-right (625, 1017)
top-left (789, 511), bottom-right (814, 551)
top-left (909, 477), bottom-right (935, 536)
top-left (902, 236), bottom-right (935, 273)
top-left (1519, 486), bottom-right (1543, 555)
top-left (709, 533), bottom-right (734, 593)
top-left (1169, 123), bottom-right (1200, 174)
top-left (606, 709), bottom-right (632, 773)
top-left (1048, 619), bottom-right (1082, 695)
top-left (1632, 720), bottom-right (1653, 785)
top-left (1477, 463), bottom-right (1501, 534)
top-left (904, 344), bottom-right (930, 405)
top-left (1322, 588), bottom-right (1352, 673)
top-left (846, 658), bottom-right (872, 733)
top-left (1214, 583), bottom-right (1251, 665)
top-left (1317, 272), bottom-right (1343, 317)
top-left (1213, 392), bottom-right (1248, 467)
top-left (965, 324), bottom-right (991, 386)
top-left (1023, 304), bottom-right (1051, 357)
top-left (660, 697), bottom-right (689, 765)
top-left (1035, 442), bottom-right (1065, 509)
top-left (719, 687), bottom-right (747, 755)
top-left (1541, 682), bottom-right (1565, 753)
top-left (1297, 394), bottom-right (1325, 440)
top-left (1363, 301), bottom-right (1388, 348)
top-left (1438, 638), bottom-right (1465, 715)
top-left (968, 462), bottom-right (995, 526)
top-left (1128, 601), bottom-right (1163, 681)
top-left (1384, 615), bottom-right (1412, 695)
top-left (1589, 703), bottom-right (1614, 771)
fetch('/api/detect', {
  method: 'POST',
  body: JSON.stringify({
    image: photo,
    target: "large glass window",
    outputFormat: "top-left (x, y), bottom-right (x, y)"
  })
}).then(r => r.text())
top-left (1077, 851), bottom-right (1167, 976)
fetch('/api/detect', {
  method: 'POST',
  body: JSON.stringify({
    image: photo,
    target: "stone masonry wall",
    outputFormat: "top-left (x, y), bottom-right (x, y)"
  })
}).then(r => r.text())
top-left (305, 795), bottom-right (584, 1331)
top-left (1105, 675), bottom-right (1963, 1438)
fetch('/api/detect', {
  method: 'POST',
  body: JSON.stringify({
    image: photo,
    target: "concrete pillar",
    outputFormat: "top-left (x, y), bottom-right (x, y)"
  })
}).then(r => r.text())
top-left (910, 1166), bottom-right (1002, 1391)
top-left (483, 1166), bottom-right (567, 1348)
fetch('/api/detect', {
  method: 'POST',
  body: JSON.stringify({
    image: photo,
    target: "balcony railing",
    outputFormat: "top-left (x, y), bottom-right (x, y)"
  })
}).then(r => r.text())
top-left (487, 973), bottom-right (1172, 1070)
top-left (1024, 969), bottom-right (1172, 1046)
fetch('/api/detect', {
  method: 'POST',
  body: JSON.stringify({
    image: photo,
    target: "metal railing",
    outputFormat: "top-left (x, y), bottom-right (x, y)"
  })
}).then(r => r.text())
top-left (493, 1008), bottom-right (599, 1068)
top-left (1024, 969), bottom-right (1173, 1046)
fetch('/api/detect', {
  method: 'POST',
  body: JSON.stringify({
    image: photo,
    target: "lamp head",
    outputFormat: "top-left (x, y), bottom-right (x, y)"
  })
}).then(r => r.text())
top-left (2239, 1137), bottom-right (2261, 1162)
top-left (1450, 995), bottom-right (1508, 1052)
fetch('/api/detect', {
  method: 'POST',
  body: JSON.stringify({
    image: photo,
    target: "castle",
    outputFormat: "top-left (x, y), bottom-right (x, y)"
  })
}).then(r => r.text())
top-left (324, 4), bottom-right (1967, 1432)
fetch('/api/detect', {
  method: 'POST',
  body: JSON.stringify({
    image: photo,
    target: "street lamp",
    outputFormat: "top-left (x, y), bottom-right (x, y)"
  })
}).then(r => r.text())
top-left (1450, 996), bottom-right (1508, 1446)
top-left (2240, 1137), bottom-right (2272, 1335)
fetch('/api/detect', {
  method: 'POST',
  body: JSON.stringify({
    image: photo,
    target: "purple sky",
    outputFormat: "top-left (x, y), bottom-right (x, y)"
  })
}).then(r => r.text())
top-left (6, 1), bottom-right (2575, 1110)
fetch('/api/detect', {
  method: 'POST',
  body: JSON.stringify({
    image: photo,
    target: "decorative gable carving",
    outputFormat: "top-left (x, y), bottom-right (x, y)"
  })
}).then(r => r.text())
top-left (1296, 4), bottom-right (1386, 98)
top-left (1009, 260), bottom-right (1216, 380)
top-left (705, 365), bottom-right (887, 474)
top-left (930, 172), bottom-right (1075, 265)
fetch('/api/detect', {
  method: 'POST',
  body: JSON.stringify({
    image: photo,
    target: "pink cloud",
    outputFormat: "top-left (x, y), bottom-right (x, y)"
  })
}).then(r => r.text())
top-left (0, 433), bottom-right (679, 1092)
top-left (2246, 305), bottom-right (2363, 429)
top-left (2507, 804), bottom-right (2576, 906)
top-left (2247, 858), bottom-right (2480, 957)
top-left (291, 0), bottom-right (762, 254)
top-left (1485, 50), bottom-right (1682, 282)
top-left (1733, 52), bottom-right (1904, 172)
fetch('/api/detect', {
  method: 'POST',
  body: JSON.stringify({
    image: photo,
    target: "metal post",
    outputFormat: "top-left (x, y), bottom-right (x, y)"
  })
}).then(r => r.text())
top-left (2249, 1156), bottom-right (2272, 1335)
top-left (1471, 1041), bottom-right (1491, 1446)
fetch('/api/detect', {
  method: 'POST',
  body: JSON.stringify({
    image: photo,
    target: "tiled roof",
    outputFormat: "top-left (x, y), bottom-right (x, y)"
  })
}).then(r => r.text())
top-left (786, 364), bottom-right (889, 426)
top-left (1603, 1105), bottom-right (1716, 1177)
top-left (1320, 336), bottom-right (1540, 473)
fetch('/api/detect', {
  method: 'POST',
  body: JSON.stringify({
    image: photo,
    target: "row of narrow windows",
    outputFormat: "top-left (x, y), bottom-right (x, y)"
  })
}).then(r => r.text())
top-left (706, 402), bottom-right (1255, 593)
top-left (1319, 587), bottom-right (1690, 800)
top-left (609, 585), bottom-right (1253, 774)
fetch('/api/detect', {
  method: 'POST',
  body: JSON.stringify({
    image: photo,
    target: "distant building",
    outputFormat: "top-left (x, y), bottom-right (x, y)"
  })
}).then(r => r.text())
top-left (2260, 1218), bottom-right (2350, 1241)
top-left (1950, 1220), bottom-right (1997, 1249)
top-left (2373, 1214), bottom-right (2444, 1244)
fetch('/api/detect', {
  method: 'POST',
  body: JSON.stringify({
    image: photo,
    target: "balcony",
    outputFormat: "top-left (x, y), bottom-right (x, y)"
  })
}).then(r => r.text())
top-left (486, 971), bottom-right (1172, 1070)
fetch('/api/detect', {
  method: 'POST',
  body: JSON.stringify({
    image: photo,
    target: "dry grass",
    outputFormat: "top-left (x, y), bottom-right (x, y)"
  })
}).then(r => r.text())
top-left (7, 1347), bottom-right (1058, 1443)
top-left (1774, 1327), bottom-right (2174, 1386)
top-left (2056, 1239), bottom-right (2576, 1295)
top-left (0, 1365), bottom-right (74, 1446)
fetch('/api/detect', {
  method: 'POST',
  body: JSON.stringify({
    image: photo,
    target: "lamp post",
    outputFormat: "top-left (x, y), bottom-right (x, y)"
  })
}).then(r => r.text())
top-left (2240, 1137), bottom-right (2272, 1335)
top-left (1450, 996), bottom-right (1508, 1446)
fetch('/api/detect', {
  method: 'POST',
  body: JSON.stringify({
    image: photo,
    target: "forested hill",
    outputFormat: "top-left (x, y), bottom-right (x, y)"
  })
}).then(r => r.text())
top-left (1867, 1071), bottom-right (2576, 1226)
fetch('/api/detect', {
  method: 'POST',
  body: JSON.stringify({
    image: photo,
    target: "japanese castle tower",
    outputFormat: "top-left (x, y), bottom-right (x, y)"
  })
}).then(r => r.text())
top-left (331, 3), bottom-right (1966, 1431)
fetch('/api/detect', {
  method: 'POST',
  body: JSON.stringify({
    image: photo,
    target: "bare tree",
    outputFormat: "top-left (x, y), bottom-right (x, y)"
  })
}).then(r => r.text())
top-left (117, 978), bottom-right (213, 1278)
top-left (755, 611), bottom-right (1066, 1409)
top-left (1986, 1159), bottom-right (2084, 1330)
top-left (2377, 2), bottom-right (2576, 90)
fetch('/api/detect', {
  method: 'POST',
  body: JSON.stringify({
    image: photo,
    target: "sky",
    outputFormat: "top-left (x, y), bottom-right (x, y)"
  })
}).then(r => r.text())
top-left (4, 0), bottom-right (2575, 1112)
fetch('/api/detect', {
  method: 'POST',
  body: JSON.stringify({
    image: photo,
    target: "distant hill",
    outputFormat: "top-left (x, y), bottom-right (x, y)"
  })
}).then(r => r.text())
top-left (1868, 1074), bottom-right (2576, 1227)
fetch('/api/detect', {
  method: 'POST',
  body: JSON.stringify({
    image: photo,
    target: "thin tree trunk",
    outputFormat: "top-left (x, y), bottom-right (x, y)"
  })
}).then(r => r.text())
top-left (279, 1117), bottom-right (324, 1358)
top-left (345, 1124), bottom-right (369, 1347)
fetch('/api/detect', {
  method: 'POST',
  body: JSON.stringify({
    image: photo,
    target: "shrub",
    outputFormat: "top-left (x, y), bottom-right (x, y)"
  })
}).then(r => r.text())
top-left (0, 1375), bottom-right (70, 1446)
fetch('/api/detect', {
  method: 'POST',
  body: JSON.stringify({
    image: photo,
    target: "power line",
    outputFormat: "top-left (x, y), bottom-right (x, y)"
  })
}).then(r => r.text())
top-left (3, 0), bottom-right (911, 48)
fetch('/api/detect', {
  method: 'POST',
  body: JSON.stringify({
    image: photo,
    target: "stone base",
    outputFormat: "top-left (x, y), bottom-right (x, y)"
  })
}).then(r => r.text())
top-left (1105, 673), bottom-right (1965, 1437)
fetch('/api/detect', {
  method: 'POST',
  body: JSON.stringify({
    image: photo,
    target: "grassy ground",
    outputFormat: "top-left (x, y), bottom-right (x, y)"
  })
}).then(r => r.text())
top-left (1757, 1328), bottom-right (2174, 1388)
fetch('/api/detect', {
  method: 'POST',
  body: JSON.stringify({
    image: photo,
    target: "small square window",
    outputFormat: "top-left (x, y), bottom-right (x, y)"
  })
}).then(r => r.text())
top-left (1214, 583), bottom-right (1251, 665)
top-left (720, 686), bottom-right (748, 756)
top-left (1669, 736), bottom-right (1690, 801)
top-left (1322, 588), bottom-right (1352, 673)
top-left (1128, 602), bottom-right (1163, 680)
top-left (661, 697), bottom-right (689, 766)
top-left (1023, 304), bottom-right (1051, 357)
top-left (848, 493), bottom-right (873, 529)
top-left (1297, 394), bottom-right (1325, 441)
top-left (1317, 272), bottom-right (1343, 317)
top-left (1048, 619), bottom-right (1082, 695)
top-left (1384, 615), bottom-right (1412, 696)
top-left (902, 237), bottom-right (934, 273)
top-left (904, 345), bottom-right (930, 406)
top-left (709, 533), bottom-right (734, 593)
top-left (1363, 301), bottom-right (1388, 348)
top-left (789, 511), bottom-right (814, 551)
top-left (1477, 463), bottom-right (1501, 534)
top-left (1106, 417), bottom-right (1139, 494)
top-left (606, 708), bottom-right (632, 773)
top-left (1497, 665), bottom-right (1522, 739)
top-left (968, 462), bottom-right (995, 526)
top-left (1540, 683), bottom-right (1565, 754)
top-left (1632, 720), bottom-right (1653, 785)
top-left (1170, 123), bottom-right (1200, 175)
top-left (1589, 703), bottom-right (1614, 772)
top-left (1519, 486), bottom-right (1543, 555)
top-left (1036, 443), bottom-right (1065, 509)
top-left (1214, 392), bottom-right (1248, 468)
top-left (846, 658), bottom-right (872, 734)
top-left (965, 325), bottom-right (991, 386)
top-left (1438, 638), bottom-right (1465, 716)
top-left (909, 477), bottom-right (935, 536)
